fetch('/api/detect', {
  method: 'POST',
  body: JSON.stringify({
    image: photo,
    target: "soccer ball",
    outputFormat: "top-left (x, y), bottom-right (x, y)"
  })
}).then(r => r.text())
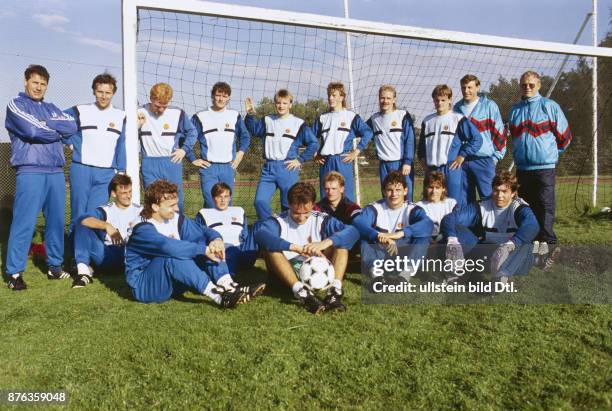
top-left (299, 256), bottom-right (335, 291)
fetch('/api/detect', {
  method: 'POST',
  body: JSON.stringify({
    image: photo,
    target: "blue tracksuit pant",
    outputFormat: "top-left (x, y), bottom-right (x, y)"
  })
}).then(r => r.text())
top-left (142, 157), bottom-right (184, 211)
top-left (427, 164), bottom-right (464, 206)
top-left (73, 223), bottom-right (124, 271)
top-left (462, 157), bottom-right (495, 203)
top-left (254, 160), bottom-right (300, 220)
top-left (361, 237), bottom-right (430, 277)
top-left (7, 172), bottom-right (65, 274)
top-left (69, 162), bottom-right (115, 235)
top-left (320, 154), bottom-right (356, 203)
top-left (199, 163), bottom-right (234, 208)
top-left (131, 257), bottom-right (230, 303)
top-left (379, 160), bottom-right (414, 202)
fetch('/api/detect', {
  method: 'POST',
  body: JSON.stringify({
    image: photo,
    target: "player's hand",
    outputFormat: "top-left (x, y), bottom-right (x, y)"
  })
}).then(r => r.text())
top-left (445, 237), bottom-right (465, 270)
top-left (401, 164), bottom-right (411, 176)
top-left (245, 97), bottom-right (255, 115)
top-left (284, 159), bottom-right (302, 171)
top-left (450, 155), bottom-right (465, 170)
top-left (106, 224), bottom-right (124, 245)
top-left (289, 243), bottom-right (305, 255)
top-left (384, 239), bottom-right (398, 256)
top-left (205, 238), bottom-right (226, 262)
top-left (490, 241), bottom-right (516, 277)
top-left (192, 159), bottom-right (211, 169)
top-left (302, 240), bottom-right (332, 257)
top-left (313, 154), bottom-right (326, 165)
top-left (137, 110), bottom-right (146, 129)
top-left (170, 148), bottom-right (186, 163)
top-left (231, 151), bottom-right (244, 170)
top-left (341, 149), bottom-right (360, 163)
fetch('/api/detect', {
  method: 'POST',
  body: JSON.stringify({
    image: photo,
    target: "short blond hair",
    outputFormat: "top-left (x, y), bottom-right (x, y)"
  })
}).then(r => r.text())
top-left (432, 84), bottom-right (452, 99)
top-left (520, 71), bottom-right (541, 83)
top-left (323, 171), bottom-right (345, 187)
top-left (150, 83), bottom-right (173, 103)
top-left (274, 89), bottom-right (293, 103)
top-left (378, 84), bottom-right (397, 110)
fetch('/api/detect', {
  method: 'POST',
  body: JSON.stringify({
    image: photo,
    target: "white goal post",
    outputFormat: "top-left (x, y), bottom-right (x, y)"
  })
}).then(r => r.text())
top-left (122, 0), bottom-right (612, 203)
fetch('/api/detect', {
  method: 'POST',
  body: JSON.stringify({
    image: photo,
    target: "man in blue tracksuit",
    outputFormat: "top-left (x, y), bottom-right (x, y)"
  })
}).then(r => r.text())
top-left (245, 89), bottom-right (318, 220)
top-left (417, 84), bottom-right (483, 207)
top-left (137, 83), bottom-right (197, 211)
top-left (454, 74), bottom-right (505, 203)
top-left (509, 71), bottom-right (572, 269)
top-left (440, 171), bottom-right (540, 283)
top-left (190, 82), bottom-right (250, 208)
top-left (64, 73), bottom-right (126, 239)
top-left (124, 179), bottom-right (247, 307)
top-left (312, 82), bottom-right (373, 203)
top-left (5, 65), bottom-right (78, 290)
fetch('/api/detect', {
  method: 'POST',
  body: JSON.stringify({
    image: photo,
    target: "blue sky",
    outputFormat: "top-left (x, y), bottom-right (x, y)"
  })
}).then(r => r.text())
top-left (0, 0), bottom-right (610, 140)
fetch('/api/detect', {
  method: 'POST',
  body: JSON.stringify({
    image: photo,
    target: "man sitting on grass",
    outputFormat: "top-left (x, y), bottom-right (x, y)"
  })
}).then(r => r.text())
top-left (72, 174), bottom-right (142, 288)
top-left (255, 182), bottom-right (359, 314)
top-left (125, 179), bottom-right (246, 307)
top-left (440, 171), bottom-right (539, 284)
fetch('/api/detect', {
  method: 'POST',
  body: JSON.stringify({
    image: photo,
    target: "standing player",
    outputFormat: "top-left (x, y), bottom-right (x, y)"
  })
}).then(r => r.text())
top-left (72, 174), bottom-right (141, 288)
top-left (245, 89), bottom-right (318, 220)
top-left (314, 171), bottom-right (361, 225)
top-left (5, 65), bottom-right (77, 290)
top-left (64, 73), bottom-right (126, 239)
top-left (440, 171), bottom-right (539, 283)
top-left (367, 85), bottom-right (416, 200)
top-left (509, 71), bottom-right (571, 269)
top-left (137, 83), bottom-right (197, 211)
top-left (453, 74), bottom-right (505, 203)
top-left (352, 171), bottom-right (433, 283)
top-left (255, 182), bottom-right (360, 314)
top-left (195, 182), bottom-right (264, 298)
top-left (417, 84), bottom-right (483, 207)
top-left (190, 82), bottom-right (250, 208)
top-left (312, 82), bottom-right (373, 203)
top-left (416, 171), bottom-right (457, 243)
top-left (125, 180), bottom-right (247, 307)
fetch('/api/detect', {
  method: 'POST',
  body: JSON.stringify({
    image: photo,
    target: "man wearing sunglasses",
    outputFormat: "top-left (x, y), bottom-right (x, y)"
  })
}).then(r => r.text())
top-left (508, 71), bottom-right (572, 271)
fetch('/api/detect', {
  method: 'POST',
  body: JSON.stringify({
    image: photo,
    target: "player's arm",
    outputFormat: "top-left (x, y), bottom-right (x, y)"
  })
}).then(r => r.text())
top-left (351, 205), bottom-right (381, 243)
top-left (549, 100), bottom-right (572, 153)
top-left (172, 110), bottom-right (197, 163)
top-left (61, 106), bottom-right (80, 145)
top-left (323, 216), bottom-right (360, 249)
top-left (6, 98), bottom-right (63, 143)
top-left (232, 114), bottom-right (251, 169)
top-left (512, 205), bottom-right (540, 245)
top-left (400, 206), bottom-right (434, 240)
top-left (113, 117), bottom-right (127, 172)
top-left (244, 98), bottom-right (266, 139)
top-left (489, 102), bottom-right (506, 162)
top-left (254, 218), bottom-right (292, 251)
top-left (440, 202), bottom-right (480, 240)
top-left (342, 115), bottom-right (372, 162)
top-left (401, 112), bottom-right (416, 173)
top-left (297, 123), bottom-right (319, 163)
top-left (417, 121), bottom-right (427, 165)
top-left (45, 103), bottom-right (77, 137)
top-left (81, 207), bottom-right (125, 245)
top-left (127, 222), bottom-right (209, 260)
top-left (457, 117), bottom-right (483, 158)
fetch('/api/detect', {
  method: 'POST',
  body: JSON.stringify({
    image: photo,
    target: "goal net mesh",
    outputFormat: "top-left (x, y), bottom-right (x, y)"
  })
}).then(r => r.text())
top-left (136, 9), bottom-right (612, 220)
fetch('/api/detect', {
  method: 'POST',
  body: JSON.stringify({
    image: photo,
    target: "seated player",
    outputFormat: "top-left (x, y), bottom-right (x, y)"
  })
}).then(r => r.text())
top-left (125, 180), bottom-right (247, 307)
top-left (416, 172), bottom-right (457, 243)
top-left (244, 89), bottom-right (318, 220)
top-left (314, 171), bottom-right (361, 224)
top-left (367, 85), bottom-right (416, 200)
top-left (255, 182), bottom-right (360, 314)
top-left (440, 171), bottom-right (539, 284)
top-left (137, 83), bottom-right (197, 211)
top-left (417, 84), bottom-right (483, 206)
top-left (195, 182), bottom-right (264, 297)
top-left (352, 171), bottom-right (433, 283)
top-left (312, 82), bottom-right (373, 202)
top-left (190, 82), bottom-right (250, 208)
top-left (72, 174), bottom-right (142, 288)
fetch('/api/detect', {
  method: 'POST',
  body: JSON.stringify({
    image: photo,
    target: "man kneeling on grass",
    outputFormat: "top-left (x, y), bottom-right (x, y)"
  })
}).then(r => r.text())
top-left (255, 182), bottom-right (359, 314)
top-left (125, 179), bottom-right (247, 307)
top-left (72, 174), bottom-right (142, 288)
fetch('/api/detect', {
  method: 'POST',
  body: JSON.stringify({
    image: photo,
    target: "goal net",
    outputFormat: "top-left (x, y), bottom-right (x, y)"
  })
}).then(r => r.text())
top-left (124, 0), bottom-right (612, 220)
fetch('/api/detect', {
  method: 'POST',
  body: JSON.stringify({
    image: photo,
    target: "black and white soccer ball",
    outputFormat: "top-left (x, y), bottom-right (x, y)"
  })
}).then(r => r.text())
top-left (299, 256), bottom-right (335, 291)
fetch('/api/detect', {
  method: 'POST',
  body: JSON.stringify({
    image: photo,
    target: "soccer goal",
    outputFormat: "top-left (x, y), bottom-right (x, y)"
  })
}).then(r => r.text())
top-left (122, 0), bottom-right (612, 219)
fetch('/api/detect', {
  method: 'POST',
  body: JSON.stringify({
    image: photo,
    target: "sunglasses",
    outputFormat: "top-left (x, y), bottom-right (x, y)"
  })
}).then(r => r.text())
top-left (520, 82), bottom-right (538, 89)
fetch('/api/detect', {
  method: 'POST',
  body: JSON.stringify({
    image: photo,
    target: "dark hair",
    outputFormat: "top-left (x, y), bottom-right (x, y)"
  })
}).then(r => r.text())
top-left (492, 170), bottom-right (519, 193)
top-left (24, 65), bottom-right (50, 82)
top-left (141, 180), bottom-right (178, 219)
top-left (423, 171), bottom-right (447, 201)
top-left (288, 182), bottom-right (316, 205)
top-left (460, 74), bottom-right (480, 87)
top-left (211, 182), bottom-right (232, 198)
top-left (109, 174), bottom-right (132, 195)
top-left (382, 171), bottom-right (407, 190)
top-left (92, 73), bottom-right (117, 93)
top-left (211, 81), bottom-right (231, 97)
top-left (274, 89), bottom-right (293, 103)
top-left (432, 84), bottom-right (452, 99)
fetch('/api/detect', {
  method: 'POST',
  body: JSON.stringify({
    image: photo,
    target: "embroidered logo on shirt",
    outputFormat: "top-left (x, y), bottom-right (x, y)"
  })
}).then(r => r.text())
top-left (225, 123), bottom-right (230, 128)
top-left (285, 128), bottom-right (291, 133)
top-left (232, 216), bottom-right (238, 222)
top-left (397, 222), bottom-right (403, 229)
top-left (340, 121), bottom-right (346, 127)
top-left (163, 123), bottom-right (170, 130)
top-left (391, 121), bottom-right (397, 127)
top-left (109, 122), bottom-right (115, 128)
top-left (443, 124), bottom-right (449, 131)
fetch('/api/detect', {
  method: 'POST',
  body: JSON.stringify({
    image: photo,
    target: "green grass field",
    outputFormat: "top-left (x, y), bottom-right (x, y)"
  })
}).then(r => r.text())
top-left (2, 210), bottom-right (611, 409)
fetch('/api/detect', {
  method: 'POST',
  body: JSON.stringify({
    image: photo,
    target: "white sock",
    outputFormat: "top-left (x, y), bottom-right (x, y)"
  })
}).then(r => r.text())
top-left (203, 282), bottom-right (222, 304)
top-left (77, 263), bottom-right (92, 276)
top-left (292, 281), bottom-right (307, 298)
top-left (11, 273), bottom-right (21, 279)
top-left (332, 279), bottom-right (342, 294)
top-left (216, 274), bottom-right (234, 291)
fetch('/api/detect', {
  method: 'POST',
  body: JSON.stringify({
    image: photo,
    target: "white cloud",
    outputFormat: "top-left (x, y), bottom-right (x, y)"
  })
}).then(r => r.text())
top-left (32, 13), bottom-right (69, 28)
top-left (76, 37), bottom-right (122, 54)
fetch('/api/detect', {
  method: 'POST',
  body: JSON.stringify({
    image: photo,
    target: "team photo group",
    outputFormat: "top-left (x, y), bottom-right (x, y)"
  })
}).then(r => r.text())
top-left (5, 63), bottom-right (571, 314)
